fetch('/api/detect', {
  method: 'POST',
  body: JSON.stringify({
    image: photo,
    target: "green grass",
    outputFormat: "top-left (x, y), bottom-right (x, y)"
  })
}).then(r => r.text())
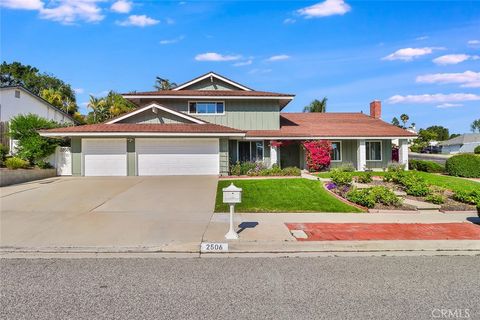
top-left (317, 170), bottom-right (479, 193)
top-left (215, 179), bottom-right (362, 213)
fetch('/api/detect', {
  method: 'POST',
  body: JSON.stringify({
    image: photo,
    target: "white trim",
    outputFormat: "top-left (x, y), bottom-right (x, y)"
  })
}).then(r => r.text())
top-left (173, 72), bottom-right (252, 91)
top-left (122, 95), bottom-right (293, 100)
top-left (106, 103), bottom-right (205, 124)
top-left (40, 132), bottom-right (245, 137)
top-left (331, 141), bottom-right (342, 162)
top-left (187, 100), bottom-right (225, 116)
top-left (366, 140), bottom-right (383, 162)
top-left (244, 136), bottom-right (412, 140)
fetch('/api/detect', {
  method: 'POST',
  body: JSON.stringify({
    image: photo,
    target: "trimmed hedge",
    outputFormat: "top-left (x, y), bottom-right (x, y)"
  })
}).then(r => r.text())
top-left (409, 160), bottom-right (444, 173)
top-left (474, 145), bottom-right (480, 154)
top-left (5, 157), bottom-right (29, 169)
top-left (445, 154), bottom-right (480, 178)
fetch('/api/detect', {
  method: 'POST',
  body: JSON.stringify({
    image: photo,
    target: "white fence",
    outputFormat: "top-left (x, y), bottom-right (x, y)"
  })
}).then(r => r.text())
top-left (47, 146), bottom-right (72, 176)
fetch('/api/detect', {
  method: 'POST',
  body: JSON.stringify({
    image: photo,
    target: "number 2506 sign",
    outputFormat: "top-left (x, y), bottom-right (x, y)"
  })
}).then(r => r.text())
top-left (201, 242), bottom-right (228, 252)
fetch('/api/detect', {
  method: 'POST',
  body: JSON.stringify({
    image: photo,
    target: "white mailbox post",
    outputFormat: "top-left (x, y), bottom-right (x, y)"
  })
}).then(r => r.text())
top-left (222, 183), bottom-right (242, 240)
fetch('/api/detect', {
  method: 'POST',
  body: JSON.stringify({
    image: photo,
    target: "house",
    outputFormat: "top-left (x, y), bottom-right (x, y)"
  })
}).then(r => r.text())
top-left (438, 133), bottom-right (480, 154)
top-left (0, 86), bottom-right (77, 151)
top-left (39, 72), bottom-right (415, 176)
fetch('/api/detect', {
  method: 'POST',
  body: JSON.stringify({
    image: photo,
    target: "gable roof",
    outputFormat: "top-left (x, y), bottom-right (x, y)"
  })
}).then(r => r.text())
top-left (173, 71), bottom-right (253, 91)
top-left (0, 85), bottom-right (78, 124)
top-left (122, 90), bottom-right (294, 98)
top-left (105, 103), bottom-right (206, 124)
top-left (246, 112), bottom-right (417, 139)
top-left (438, 133), bottom-right (480, 146)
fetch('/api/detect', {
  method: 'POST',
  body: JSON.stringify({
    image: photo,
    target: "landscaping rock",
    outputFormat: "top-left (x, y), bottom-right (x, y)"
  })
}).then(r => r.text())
top-left (403, 198), bottom-right (441, 210)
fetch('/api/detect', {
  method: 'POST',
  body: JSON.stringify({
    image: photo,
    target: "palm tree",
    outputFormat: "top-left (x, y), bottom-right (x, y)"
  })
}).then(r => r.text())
top-left (87, 95), bottom-right (104, 123)
top-left (154, 77), bottom-right (177, 90)
top-left (40, 88), bottom-right (63, 110)
top-left (303, 97), bottom-right (327, 113)
top-left (400, 114), bottom-right (409, 128)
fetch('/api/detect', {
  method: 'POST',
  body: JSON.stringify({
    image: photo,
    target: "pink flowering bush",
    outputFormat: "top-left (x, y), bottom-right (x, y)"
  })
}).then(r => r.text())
top-left (302, 140), bottom-right (332, 172)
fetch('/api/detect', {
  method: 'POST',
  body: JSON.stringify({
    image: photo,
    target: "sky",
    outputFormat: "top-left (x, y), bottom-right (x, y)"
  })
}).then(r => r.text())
top-left (1, 0), bottom-right (479, 134)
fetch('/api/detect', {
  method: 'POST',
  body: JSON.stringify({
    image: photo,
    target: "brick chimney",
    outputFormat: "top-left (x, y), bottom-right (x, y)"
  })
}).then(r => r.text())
top-left (370, 100), bottom-right (381, 119)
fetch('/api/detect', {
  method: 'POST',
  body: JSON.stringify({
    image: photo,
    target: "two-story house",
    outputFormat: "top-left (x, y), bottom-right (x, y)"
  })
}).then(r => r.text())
top-left (40, 72), bottom-right (415, 176)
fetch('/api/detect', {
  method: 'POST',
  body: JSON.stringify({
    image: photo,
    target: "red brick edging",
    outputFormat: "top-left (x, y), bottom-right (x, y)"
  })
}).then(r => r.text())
top-left (322, 182), bottom-right (369, 212)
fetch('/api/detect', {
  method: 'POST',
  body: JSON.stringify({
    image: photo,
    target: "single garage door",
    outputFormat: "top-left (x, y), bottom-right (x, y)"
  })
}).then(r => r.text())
top-left (83, 139), bottom-right (127, 176)
top-left (136, 138), bottom-right (219, 176)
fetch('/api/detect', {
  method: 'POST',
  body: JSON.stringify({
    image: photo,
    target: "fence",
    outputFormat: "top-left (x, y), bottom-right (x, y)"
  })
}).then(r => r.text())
top-left (0, 121), bottom-right (9, 147)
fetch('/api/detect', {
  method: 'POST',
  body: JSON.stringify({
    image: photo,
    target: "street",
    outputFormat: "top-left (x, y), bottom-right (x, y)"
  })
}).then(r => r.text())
top-left (1, 256), bottom-right (479, 319)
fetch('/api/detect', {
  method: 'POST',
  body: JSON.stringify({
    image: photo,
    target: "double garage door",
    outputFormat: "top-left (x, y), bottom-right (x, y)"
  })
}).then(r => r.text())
top-left (82, 138), bottom-right (219, 176)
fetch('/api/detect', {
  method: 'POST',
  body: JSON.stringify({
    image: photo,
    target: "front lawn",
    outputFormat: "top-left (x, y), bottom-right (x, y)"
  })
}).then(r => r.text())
top-left (215, 179), bottom-right (362, 213)
top-left (317, 170), bottom-right (478, 193)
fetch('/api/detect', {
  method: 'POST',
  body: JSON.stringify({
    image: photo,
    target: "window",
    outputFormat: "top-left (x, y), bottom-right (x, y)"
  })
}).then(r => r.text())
top-left (331, 141), bottom-right (342, 161)
top-left (188, 101), bottom-right (224, 115)
top-left (14, 90), bottom-right (20, 98)
top-left (366, 141), bottom-right (382, 161)
top-left (238, 141), bottom-right (264, 162)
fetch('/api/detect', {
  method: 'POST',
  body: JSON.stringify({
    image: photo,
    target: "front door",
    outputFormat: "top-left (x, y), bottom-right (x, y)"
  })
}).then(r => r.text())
top-left (280, 143), bottom-right (300, 168)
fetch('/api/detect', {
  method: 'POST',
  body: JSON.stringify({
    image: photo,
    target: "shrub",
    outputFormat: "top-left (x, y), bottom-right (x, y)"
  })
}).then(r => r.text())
top-left (0, 143), bottom-right (8, 167)
top-left (346, 186), bottom-right (402, 208)
top-left (387, 163), bottom-right (405, 172)
top-left (445, 154), bottom-right (480, 178)
top-left (398, 174), bottom-right (430, 196)
top-left (240, 161), bottom-right (258, 175)
top-left (453, 190), bottom-right (480, 205)
top-left (334, 162), bottom-right (355, 172)
top-left (230, 162), bottom-right (241, 176)
top-left (36, 160), bottom-right (54, 169)
top-left (356, 172), bottom-right (373, 184)
top-left (281, 166), bottom-right (301, 176)
top-left (425, 194), bottom-right (444, 204)
top-left (409, 160), bottom-right (444, 173)
top-left (302, 140), bottom-right (332, 171)
top-left (331, 169), bottom-right (353, 186)
top-left (5, 157), bottom-right (29, 169)
top-left (474, 145), bottom-right (480, 154)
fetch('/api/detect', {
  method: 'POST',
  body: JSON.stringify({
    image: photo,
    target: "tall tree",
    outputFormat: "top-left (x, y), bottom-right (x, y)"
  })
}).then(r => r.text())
top-left (303, 97), bottom-right (327, 113)
top-left (87, 95), bottom-right (104, 124)
top-left (1, 61), bottom-right (78, 114)
top-left (391, 117), bottom-right (400, 127)
top-left (86, 92), bottom-right (136, 124)
top-left (400, 114), bottom-right (409, 128)
top-left (425, 125), bottom-right (450, 141)
top-left (154, 77), bottom-right (177, 90)
top-left (471, 119), bottom-right (480, 133)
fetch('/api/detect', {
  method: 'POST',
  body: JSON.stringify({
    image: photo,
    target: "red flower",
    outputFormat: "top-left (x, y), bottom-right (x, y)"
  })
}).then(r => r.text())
top-left (302, 140), bottom-right (332, 172)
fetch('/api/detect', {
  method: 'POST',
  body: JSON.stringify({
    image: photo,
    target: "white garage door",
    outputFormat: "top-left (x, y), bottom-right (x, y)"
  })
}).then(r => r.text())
top-left (83, 139), bottom-right (127, 176)
top-left (136, 138), bottom-right (219, 176)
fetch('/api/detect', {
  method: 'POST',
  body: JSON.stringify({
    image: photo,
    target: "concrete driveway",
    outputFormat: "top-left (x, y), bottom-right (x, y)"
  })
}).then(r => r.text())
top-left (0, 176), bottom-right (218, 251)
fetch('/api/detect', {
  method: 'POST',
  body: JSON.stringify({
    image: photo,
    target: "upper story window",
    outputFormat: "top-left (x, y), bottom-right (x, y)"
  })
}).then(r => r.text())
top-left (188, 101), bottom-right (224, 115)
top-left (366, 141), bottom-right (382, 161)
top-left (14, 90), bottom-right (20, 98)
top-left (331, 141), bottom-right (342, 161)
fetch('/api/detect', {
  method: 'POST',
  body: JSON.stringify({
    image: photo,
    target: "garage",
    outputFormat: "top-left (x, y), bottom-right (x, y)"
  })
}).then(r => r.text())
top-left (82, 139), bottom-right (127, 176)
top-left (136, 138), bottom-right (219, 176)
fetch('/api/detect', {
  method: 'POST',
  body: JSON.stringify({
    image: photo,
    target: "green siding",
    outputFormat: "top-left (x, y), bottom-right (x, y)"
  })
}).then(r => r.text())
top-left (119, 110), bottom-right (189, 124)
top-left (138, 98), bottom-right (280, 130)
top-left (71, 137), bottom-right (81, 176)
top-left (330, 140), bottom-right (358, 169)
top-left (365, 140), bottom-right (392, 169)
top-left (219, 139), bottom-right (229, 176)
top-left (127, 139), bottom-right (136, 176)
top-left (183, 78), bottom-right (240, 91)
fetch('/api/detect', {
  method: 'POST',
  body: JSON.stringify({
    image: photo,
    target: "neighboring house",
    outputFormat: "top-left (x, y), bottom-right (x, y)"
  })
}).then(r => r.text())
top-left (40, 72), bottom-right (415, 176)
top-left (438, 133), bottom-right (480, 154)
top-left (0, 86), bottom-right (76, 151)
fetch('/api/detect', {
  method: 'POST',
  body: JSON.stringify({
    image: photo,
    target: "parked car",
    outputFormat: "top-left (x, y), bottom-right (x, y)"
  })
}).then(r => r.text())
top-left (421, 146), bottom-right (441, 154)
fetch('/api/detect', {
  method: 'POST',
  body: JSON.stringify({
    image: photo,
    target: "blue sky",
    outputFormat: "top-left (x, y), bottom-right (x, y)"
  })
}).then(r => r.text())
top-left (1, 0), bottom-right (479, 133)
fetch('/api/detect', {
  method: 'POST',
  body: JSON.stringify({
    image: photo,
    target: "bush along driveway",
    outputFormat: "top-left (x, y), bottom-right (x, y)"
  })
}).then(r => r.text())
top-left (215, 179), bottom-right (362, 213)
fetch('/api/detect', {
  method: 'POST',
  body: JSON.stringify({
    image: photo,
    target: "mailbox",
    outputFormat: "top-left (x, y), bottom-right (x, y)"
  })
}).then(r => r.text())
top-left (223, 183), bottom-right (242, 204)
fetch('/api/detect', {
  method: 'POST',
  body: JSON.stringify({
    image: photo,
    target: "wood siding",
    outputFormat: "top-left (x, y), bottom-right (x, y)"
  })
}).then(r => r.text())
top-left (183, 78), bottom-right (240, 91)
top-left (219, 138), bottom-right (229, 176)
top-left (118, 110), bottom-right (190, 124)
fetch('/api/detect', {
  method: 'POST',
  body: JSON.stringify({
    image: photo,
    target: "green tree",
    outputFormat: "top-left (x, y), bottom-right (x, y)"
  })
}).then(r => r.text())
top-left (449, 133), bottom-right (461, 139)
top-left (391, 117), bottom-right (400, 127)
top-left (154, 77), bottom-right (177, 90)
top-left (425, 125), bottom-right (450, 141)
top-left (471, 119), bottom-right (480, 133)
top-left (303, 97), bottom-right (327, 113)
top-left (1, 61), bottom-right (78, 114)
top-left (9, 114), bottom-right (62, 165)
top-left (86, 91), bottom-right (136, 124)
top-left (400, 114), bottom-right (409, 128)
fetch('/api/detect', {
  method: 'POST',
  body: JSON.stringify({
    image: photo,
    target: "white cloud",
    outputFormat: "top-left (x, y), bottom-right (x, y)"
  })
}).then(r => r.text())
top-left (159, 35), bottom-right (185, 45)
top-left (436, 103), bottom-right (463, 109)
top-left (233, 60), bottom-right (252, 67)
top-left (111, 0), bottom-right (132, 13)
top-left (283, 18), bottom-right (296, 24)
top-left (415, 35), bottom-right (429, 41)
top-left (40, 0), bottom-right (104, 24)
top-left (0, 0), bottom-right (43, 10)
top-left (266, 54), bottom-right (290, 61)
top-left (433, 54), bottom-right (479, 65)
top-left (117, 14), bottom-right (159, 27)
top-left (74, 88), bottom-right (84, 94)
top-left (382, 47), bottom-right (444, 61)
top-left (416, 71), bottom-right (480, 88)
top-left (297, 0), bottom-right (351, 18)
top-left (387, 93), bottom-right (480, 104)
top-left (195, 52), bottom-right (241, 62)
top-left (468, 40), bottom-right (480, 45)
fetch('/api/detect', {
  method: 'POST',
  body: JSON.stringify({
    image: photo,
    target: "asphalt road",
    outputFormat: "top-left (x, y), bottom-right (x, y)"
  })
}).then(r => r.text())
top-left (1, 256), bottom-right (479, 320)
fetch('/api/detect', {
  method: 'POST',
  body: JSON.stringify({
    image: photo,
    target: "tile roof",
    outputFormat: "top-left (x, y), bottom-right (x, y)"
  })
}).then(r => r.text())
top-left (41, 123), bottom-right (244, 134)
top-left (246, 113), bottom-right (417, 138)
top-left (122, 90), bottom-right (294, 98)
